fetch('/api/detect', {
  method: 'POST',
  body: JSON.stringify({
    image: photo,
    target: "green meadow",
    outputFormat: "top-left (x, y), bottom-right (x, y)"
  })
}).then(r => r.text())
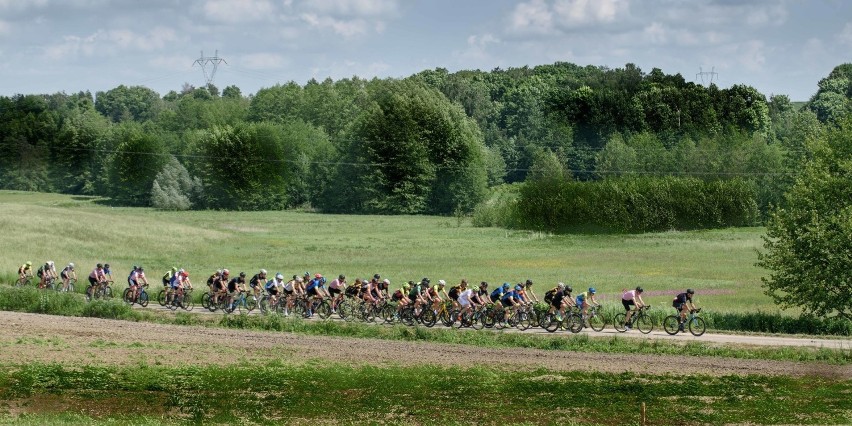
top-left (1, 190), bottom-right (770, 312)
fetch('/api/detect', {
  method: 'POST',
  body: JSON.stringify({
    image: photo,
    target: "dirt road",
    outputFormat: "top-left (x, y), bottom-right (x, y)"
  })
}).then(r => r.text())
top-left (1, 311), bottom-right (848, 379)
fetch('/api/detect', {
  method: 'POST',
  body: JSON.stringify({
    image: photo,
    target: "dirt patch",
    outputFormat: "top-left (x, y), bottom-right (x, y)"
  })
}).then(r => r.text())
top-left (1, 311), bottom-right (848, 379)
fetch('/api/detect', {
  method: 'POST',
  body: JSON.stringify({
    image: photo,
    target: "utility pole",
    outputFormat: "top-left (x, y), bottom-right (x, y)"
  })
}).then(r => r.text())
top-left (192, 50), bottom-right (227, 86)
top-left (696, 66), bottom-right (718, 86)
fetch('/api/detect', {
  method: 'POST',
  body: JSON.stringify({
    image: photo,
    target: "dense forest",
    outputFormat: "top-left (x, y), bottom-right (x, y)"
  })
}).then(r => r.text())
top-left (2, 62), bottom-right (851, 231)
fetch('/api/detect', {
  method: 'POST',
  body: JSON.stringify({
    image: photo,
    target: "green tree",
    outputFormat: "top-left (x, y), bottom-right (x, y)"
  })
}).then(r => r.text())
top-left (104, 122), bottom-right (168, 206)
top-left (151, 155), bottom-right (203, 210)
top-left (95, 85), bottom-right (163, 122)
top-left (758, 118), bottom-right (852, 321)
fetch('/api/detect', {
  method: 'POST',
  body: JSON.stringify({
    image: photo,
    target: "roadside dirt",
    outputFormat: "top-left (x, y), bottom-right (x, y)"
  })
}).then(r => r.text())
top-left (1, 311), bottom-right (848, 379)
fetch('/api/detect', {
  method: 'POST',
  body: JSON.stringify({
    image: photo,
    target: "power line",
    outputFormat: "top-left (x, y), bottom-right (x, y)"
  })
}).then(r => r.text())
top-left (193, 51), bottom-right (227, 86)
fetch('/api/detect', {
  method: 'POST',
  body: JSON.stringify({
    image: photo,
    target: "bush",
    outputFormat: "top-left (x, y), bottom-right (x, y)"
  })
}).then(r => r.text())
top-left (81, 299), bottom-right (138, 320)
top-left (512, 176), bottom-right (759, 232)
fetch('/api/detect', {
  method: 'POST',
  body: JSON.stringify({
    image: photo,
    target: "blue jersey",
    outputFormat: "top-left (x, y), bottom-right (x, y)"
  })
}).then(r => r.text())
top-left (501, 291), bottom-right (518, 303)
top-left (306, 278), bottom-right (321, 292)
top-left (491, 288), bottom-right (504, 299)
top-left (265, 280), bottom-right (276, 290)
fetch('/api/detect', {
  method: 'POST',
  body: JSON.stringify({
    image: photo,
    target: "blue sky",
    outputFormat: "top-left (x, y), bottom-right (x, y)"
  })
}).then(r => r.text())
top-left (0, 0), bottom-right (850, 101)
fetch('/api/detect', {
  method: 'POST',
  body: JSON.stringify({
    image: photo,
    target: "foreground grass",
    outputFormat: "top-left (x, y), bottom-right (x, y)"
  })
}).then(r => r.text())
top-left (0, 190), bottom-right (771, 312)
top-left (0, 363), bottom-right (848, 425)
top-left (0, 287), bottom-right (849, 364)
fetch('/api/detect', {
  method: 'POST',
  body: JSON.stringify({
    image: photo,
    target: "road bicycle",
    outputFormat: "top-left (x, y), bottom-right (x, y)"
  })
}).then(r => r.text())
top-left (663, 308), bottom-right (705, 336)
top-left (55, 278), bottom-right (76, 293)
top-left (224, 290), bottom-right (257, 314)
top-left (86, 280), bottom-right (114, 302)
top-left (580, 304), bottom-right (607, 332)
top-left (14, 275), bottom-right (33, 287)
top-left (614, 305), bottom-right (654, 334)
top-left (123, 284), bottom-right (149, 307)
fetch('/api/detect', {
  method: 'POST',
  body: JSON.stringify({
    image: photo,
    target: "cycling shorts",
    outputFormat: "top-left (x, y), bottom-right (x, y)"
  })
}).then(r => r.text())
top-left (267, 288), bottom-right (279, 296)
top-left (88, 277), bottom-right (98, 286)
top-left (622, 299), bottom-right (635, 311)
top-left (307, 287), bottom-right (319, 296)
top-left (329, 287), bottom-right (341, 296)
top-left (500, 299), bottom-right (513, 308)
top-left (673, 301), bottom-right (685, 310)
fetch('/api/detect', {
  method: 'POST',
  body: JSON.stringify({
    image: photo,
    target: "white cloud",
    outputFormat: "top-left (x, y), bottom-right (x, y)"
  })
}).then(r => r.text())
top-left (304, 0), bottom-right (398, 17)
top-left (552, 0), bottom-right (625, 26)
top-left (643, 22), bottom-right (666, 44)
top-left (149, 54), bottom-right (192, 71)
top-left (837, 22), bottom-right (852, 46)
top-left (459, 33), bottom-right (500, 61)
top-left (42, 27), bottom-right (180, 60)
top-left (203, 0), bottom-right (276, 23)
top-left (300, 13), bottom-right (368, 37)
top-left (734, 40), bottom-right (766, 72)
top-left (510, 0), bottom-right (553, 34)
top-left (240, 52), bottom-right (287, 69)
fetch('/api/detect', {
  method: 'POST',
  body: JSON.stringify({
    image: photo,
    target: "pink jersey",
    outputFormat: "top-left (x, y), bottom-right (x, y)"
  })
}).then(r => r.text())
top-left (622, 289), bottom-right (637, 301)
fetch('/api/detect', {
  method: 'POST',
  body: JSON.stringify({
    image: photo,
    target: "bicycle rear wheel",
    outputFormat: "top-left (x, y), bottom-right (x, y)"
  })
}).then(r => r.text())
top-left (613, 313), bottom-right (627, 332)
top-left (543, 314), bottom-right (560, 333)
top-left (516, 311), bottom-right (531, 331)
top-left (588, 312), bottom-right (606, 332)
top-left (663, 315), bottom-right (680, 335)
top-left (122, 288), bottom-right (133, 304)
top-left (635, 314), bottom-right (654, 334)
top-left (421, 308), bottom-right (437, 327)
top-left (139, 291), bottom-right (149, 307)
top-left (316, 300), bottom-right (332, 319)
top-left (689, 317), bottom-right (706, 336)
top-left (564, 313), bottom-right (584, 333)
top-left (157, 289), bottom-right (166, 306)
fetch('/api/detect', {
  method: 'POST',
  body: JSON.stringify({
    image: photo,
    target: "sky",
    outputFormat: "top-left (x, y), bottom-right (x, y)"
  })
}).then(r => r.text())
top-left (0, 0), bottom-right (850, 101)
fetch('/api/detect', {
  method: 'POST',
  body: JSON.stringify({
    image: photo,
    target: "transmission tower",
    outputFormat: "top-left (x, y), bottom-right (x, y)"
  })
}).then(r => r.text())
top-left (192, 50), bottom-right (227, 86)
top-left (696, 66), bottom-right (718, 86)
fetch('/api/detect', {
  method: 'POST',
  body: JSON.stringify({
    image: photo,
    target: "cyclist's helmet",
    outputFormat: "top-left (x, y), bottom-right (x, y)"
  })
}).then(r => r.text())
top-left (403, 282), bottom-right (411, 290)
top-left (480, 281), bottom-right (488, 288)
top-left (502, 282), bottom-right (510, 290)
top-left (239, 272), bottom-right (246, 278)
top-left (557, 282), bottom-right (565, 290)
top-left (132, 265), bottom-right (138, 270)
top-left (182, 271), bottom-right (189, 277)
top-left (138, 267), bottom-right (144, 272)
top-left (48, 260), bottom-right (54, 267)
top-left (383, 279), bottom-right (390, 284)
top-left (97, 263), bottom-right (103, 268)
top-left (179, 268), bottom-right (185, 273)
top-left (339, 274), bottom-right (345, 280)
top-left (686, 288), bottom-right (694, 294)
top-left (104, 263), bottom-right (109, 269)
top-left (588, 287), bottom-right (596, 294)
top-left (68, 262), bottom-right (74, 269)
top-left (260, 269), bottom-right (267, 275)
top-left (275, 273), bottom-right (284, 280)
top-left (438, 280), bottom-right (446, 286)
top-left (422, 277), bottom-right (430, 285)
top-left (222, 269), bottom-right (230, 276)
top-left (635, 286), bottom-right (644, 293)
top-left (566, 286), bottom-right (573, 293)
top-left (515, 284), bottom-right (523, 291)
top-left (171, 267), bottom-right (177, 273)
top-left (525, 279), bottom-right (533, 286)
top-left (26, 261), bottom-right (32, 266)
top-left (315, 273), bottom-right (322, 279)
top-left (373, 273), bottom-right (381, 280)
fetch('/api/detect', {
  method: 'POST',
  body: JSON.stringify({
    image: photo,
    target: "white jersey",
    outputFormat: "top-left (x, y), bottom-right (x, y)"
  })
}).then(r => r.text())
top-left (458, 289), bottom-right (473, 306)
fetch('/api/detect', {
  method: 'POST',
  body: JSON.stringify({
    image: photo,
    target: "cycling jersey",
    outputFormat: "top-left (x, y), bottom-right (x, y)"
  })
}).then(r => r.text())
top-left (577, 291), bottom-right (590, 306)
top-left (249, 274), bottom-right (265, 288)
top-left (228, 278), bottom-right (243, 293)
top-left (489, 288), bottom-right (504, 302)
top-left (448, 286), bottom-right (460, 300)
top-left (329, 279), bottom-right (344, 289)
top-left (501, 291), bottom-right (518, 303)
top-left (89, 268), bottom-right (104, 280)
top-left (18, 264), bottom-right (31, 274)
top-left (551, 290), bottom-right (565, 306)
top-left (622, 290), bottom-right (637, 301)
top-left (457, 289), bottom-right (473, 306)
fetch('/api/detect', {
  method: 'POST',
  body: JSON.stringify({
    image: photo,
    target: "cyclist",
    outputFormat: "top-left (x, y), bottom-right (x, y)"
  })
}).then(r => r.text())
top-left (249, 269), bottom-right (267, 300)
top-left (37, 261), bottom-right (57, 289)
top-left (328, 274), bottom-right (346, 312)
top-left (305, 274), bottom-right (330, 317)
top-left (87, 263), bottom-right (107, 299)
top-left (456, 280), bottom-right (474, 319)
top-left (227, 272), bottom-right (247, 310)
top-left (407, 279), bottom-right (425, 314)
top-left (428, 280), bottom-right (449, 313)
top-left (265, 273), bottom-right (285, 310)
top-left (447, 280), bottom-right (464, 311)
top-left (471, 282), bottom-right (489, 307)
top-left (546, 283), bottom-right (569, 321)
top-left (673, 289), bottom-right (697, 331)
top-left (163, 267), bottom-right (177, 287)
top-left (59, 262), bottom-right (76, 292)
top-left (392, 282), bottom-right (410, 315)
top-left (17, 261), bottom-right (33, 284)
top-left (128, 266), bottom-right (148, 302)
top-left (577, 287), bottom-right (600, 321)
top-left (214, 269), bottom-right (230, 306)
top-left (515, 282), bottom-right (532, 305)
top-left (523, 279), bottom-right (540, 303)
top-left (345, 278), bottom-right (361, 298)
top-left (361, 276), bottom-right (381, 308)
top-left (622, 287), bottom-right (646, 331)
top-left (102, 263), bottom-right (113, 282)
top-left (376, 278), bottom-right (391, 300)
top-left (171, 269), bottom-right (191, 307)
top-left (500, 284), bottom-right (523, 321)
top-left (490, 282), bottom-right (508, 304)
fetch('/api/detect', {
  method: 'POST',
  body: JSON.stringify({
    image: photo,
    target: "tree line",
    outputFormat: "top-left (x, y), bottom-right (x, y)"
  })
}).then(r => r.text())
top-left (0, 62), bottom-right (847, 221)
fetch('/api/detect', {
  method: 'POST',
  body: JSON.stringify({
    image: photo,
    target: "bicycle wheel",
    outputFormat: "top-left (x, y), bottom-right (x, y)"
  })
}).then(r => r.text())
top-left (68, 280), bottom-right (76, 294)
top-left (421, 308), bottom-right (437, 327)
top-left (440, 308), bottom-right (453, 327)
top-left (543, 313), bottom-right (559, 333)
top-left (181, 293), bottom-right (195, 311)
top-left (245, 296), bottom-right (257, 313)
top-left (588, 312), bottom-right (606, 332)
top-left (316, 300), bottom-right (332, 319)
top-left (450, 310), bottom-right (463, 329)
top-left (139, 291), bottom-right (149, 307)
top-left (516, 311), bottom-right (531, 331)
top-left (564, 313), bottom-right (584, 333)
top-left (663, 315), bottom-right (680, 335)
top-left (381, 304), bottom-right (396, 323)
top-left (471, 311), bottom-right (485, 330)
top-left (635, 314), bottom-right (654, 334)
top-left (122, 288), bottom-right (133, 304)
top-left (157, 289), bottom-right (166, 306)
top-left (103, 286), bottom-right (113, 300)
top-left (613, 313), bottom-right (627, 332)
top-left (689, 317), bottom-right (706, 337)
top-left (292, 300), bottom-right (305, 317)
top-left (400, 307), bottom-right (415, 326)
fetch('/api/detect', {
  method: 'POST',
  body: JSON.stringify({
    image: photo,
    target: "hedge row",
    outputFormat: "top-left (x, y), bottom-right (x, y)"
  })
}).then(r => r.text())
top-left (513, 176), bottom-right (759, 232)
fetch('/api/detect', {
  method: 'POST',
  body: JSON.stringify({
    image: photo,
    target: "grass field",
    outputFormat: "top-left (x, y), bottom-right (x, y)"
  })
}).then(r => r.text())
top-left (1, 190), bottom-right (773, 312)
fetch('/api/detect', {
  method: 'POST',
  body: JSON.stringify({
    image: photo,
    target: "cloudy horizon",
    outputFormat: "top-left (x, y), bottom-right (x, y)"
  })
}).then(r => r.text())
top-left (0, 0), bottom-right (850, 101)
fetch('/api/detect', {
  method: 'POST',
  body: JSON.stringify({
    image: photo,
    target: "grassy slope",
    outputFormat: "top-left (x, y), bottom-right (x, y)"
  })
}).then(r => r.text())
top-left (0, 191), bottom-right (770, 312)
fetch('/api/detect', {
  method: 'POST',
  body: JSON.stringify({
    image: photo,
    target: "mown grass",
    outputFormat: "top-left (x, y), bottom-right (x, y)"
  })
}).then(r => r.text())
top-left (0, 190), bottom-right (771, 312)
top-left (0, 287), bottom-right (849, 364)
top-left (0, 363), bottom-right (849, 425)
